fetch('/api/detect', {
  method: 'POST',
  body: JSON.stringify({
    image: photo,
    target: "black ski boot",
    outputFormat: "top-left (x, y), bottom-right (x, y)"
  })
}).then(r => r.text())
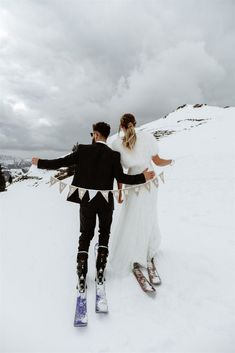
top-left (77, 251), bottom-right (88, 292)
top-left (96, 246), bottom-right (109, 284)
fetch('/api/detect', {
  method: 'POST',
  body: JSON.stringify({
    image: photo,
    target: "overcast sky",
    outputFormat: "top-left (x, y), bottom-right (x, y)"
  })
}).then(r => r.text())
top-left (0, 0), bottom-right (234, 158)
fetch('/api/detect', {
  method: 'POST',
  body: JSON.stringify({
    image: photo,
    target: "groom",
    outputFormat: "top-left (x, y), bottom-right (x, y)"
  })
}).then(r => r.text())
top-left (32, 122), bottom-right (155, 290)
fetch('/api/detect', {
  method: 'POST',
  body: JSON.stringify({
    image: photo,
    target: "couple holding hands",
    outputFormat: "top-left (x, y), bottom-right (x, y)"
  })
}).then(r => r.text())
top-left (32, 113), bottom-right (173, 292)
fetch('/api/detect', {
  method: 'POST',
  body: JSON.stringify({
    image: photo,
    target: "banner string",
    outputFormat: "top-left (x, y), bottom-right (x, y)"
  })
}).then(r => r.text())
top-left (48, 165), bottom-right (176, 202)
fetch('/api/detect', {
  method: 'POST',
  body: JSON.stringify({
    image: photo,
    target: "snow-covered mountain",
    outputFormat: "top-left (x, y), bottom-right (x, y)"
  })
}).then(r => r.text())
top-left (0, 154), bottom-right (31, 180)
top-left (0, 154), bottom-right (21, 164)
top-left (136, 103), bottom-right (233, 141)
top-left (0, 104), bottom-right (234, 353)
top-left (0, 154), bottom-right (31, 167)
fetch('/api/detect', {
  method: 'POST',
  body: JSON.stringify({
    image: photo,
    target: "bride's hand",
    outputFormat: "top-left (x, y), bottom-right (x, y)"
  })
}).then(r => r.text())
top-left (118, 191), bottom-right (123, 204)
top-left (143, 168), bottom-right (155, 181)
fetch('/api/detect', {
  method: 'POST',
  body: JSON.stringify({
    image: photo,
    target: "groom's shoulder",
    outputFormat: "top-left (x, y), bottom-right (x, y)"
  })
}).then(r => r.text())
top-left (78, 143), bottom-right (115, 154)
top-left (78, 143), bottom-right (92, 149)
top-left (104, 145), bottom-right (120, 158)
top-left (111, 149), bottom-right (121, 160)
top-left (78, 143), bottom-right (100, 150)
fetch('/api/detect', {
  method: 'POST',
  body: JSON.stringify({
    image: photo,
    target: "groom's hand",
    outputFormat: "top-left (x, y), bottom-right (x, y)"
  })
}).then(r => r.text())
top-left (32, 157), bottom-right (39, 166)
top-left (143, 168), bottom-right (155, 181)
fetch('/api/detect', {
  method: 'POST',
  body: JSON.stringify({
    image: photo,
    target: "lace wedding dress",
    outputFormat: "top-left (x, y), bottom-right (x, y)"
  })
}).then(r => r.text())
top-left (108, 131), bottom-right (162, 275)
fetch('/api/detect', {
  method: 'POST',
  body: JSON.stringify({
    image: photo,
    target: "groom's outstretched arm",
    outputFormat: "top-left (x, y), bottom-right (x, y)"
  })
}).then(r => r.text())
top-left (113, 151), bottom-right (146, 185)
top-left (34, 149), bottom-right (79, 170)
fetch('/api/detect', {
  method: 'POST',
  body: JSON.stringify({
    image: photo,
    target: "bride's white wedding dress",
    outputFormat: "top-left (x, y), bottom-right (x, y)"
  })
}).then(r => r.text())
top-left (108, 130), bottom-right (162, 275)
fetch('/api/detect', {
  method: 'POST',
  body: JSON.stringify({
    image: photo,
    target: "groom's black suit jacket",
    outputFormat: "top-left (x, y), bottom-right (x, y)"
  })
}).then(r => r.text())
top-left (37, 142), bottom-right (145, 209)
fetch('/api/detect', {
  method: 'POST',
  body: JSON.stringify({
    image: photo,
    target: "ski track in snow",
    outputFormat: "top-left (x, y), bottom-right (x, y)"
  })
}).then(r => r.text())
top-left (0, 105), bottom-right (234, 353)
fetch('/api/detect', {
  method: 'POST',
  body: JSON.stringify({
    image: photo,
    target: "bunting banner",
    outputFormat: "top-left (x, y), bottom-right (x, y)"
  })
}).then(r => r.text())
top-left (123, 189), bottom-right (129, 197)
top-left (159, 171), bottom-right (165, 183)
top-left (49, 176), bottom-right (60, 186)
top-left (101, 190), bottom-right (109, 202)
top-left (145, 182), bottom-right (151, 191)
top-left (67, 184), bottom-right (78, 198)
top-left (153, 177), bottom-right (159, 188)
top-left (59, 181), bottom-right (67, 194)
top-left (134, 186), bottom-right (140, 196)
top-left (78, 188), bottom-right (86, 200)
top-left (113, 190), bottom-right (120, 201)
top-left (49, 170), bottom-right (166, 203)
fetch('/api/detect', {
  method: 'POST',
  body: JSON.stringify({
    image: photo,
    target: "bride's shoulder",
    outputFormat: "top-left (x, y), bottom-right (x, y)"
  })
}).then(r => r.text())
top-left (136, 131), bottom-right (158, 151)
top-left (110, 136), bottom-right (122, 152)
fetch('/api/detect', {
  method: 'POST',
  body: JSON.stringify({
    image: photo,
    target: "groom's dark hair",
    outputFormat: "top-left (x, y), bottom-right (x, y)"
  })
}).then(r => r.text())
top-left (93, 122), bottom-right (111, 138)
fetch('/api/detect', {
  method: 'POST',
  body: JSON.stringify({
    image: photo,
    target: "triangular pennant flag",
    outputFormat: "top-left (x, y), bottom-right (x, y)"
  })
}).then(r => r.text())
top-left (101, 191), bottom-right (109, 203)
top-left (67, 185), bottom-right (78, 198)
top-left (88, 189), bottom-right (98, 201)
top-left (78, 188), bottom-right (86, 200)
top-left (59, 181), bottom-right (67, 193)
top-left (145, 182), bottom-right (151, 191)
top-left (134, 186), bottom-right (140, 196)
top-left (159, 171), bottom-right (165, 183)
top-left (113, 190), bottom-right (119, 201)
top-left (153, 177), bottom-right (159, 188)
top-left (124, 188), bottom-right (129, 197)
top-left (50, 176), bottom-right (59, 186)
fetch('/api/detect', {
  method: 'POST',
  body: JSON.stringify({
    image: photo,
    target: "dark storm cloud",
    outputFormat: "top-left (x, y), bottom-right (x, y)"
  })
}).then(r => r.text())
top-left (0, 0), bottom-right (234, 157)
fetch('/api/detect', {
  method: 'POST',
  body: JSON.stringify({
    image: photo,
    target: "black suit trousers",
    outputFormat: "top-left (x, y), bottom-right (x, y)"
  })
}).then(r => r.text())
top-left (78, 195), bottom-right (113, 253)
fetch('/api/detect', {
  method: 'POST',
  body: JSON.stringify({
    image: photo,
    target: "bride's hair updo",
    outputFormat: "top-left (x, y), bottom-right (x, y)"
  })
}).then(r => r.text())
top-left (119, 113), bottom-right (137, 150)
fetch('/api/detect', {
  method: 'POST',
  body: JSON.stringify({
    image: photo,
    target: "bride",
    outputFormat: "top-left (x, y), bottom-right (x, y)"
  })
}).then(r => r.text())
top-left (108, 113), bottom-right (173, 285)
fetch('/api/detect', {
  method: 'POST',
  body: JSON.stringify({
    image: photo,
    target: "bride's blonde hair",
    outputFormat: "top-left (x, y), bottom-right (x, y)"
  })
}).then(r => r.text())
top-left (119, 113), bottom-right (137, 150)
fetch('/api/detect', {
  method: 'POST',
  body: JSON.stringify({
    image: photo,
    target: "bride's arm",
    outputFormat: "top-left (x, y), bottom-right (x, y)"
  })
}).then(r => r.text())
top-left (152, 154), bottom-right (173, 166)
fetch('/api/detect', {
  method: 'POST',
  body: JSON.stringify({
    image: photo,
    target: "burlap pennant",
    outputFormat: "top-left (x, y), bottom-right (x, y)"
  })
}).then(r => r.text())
top-left (78, 188), bottom-right (86, 200)
top-left (153, 177), bottom-right (159, 188)
top-left (88, 189), bottom-right (98, 201)
top-left (145, 182), bottom-right (151, 191)
top-left (134, 186), bottom-right (140, 196)
top-left (113, 190), bottom-right (119, 201)
top-left (124, 189), bottom-right (129, 197)
top-left (59, 181), bottom-right (67, 193)
top-left (50, 176), bottom-right (59, 186)
top-left (67, 185), bottom-right (78, 198)
top-left (159, 171), bottom-right (165, 183)
top-left (101, 191), bottom-right (109, 203)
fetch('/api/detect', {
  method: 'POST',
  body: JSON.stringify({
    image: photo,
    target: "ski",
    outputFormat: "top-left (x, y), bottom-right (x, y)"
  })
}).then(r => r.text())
top-left (74, 279), bottom-right (88, 327)
top-left (95, 279), bottom-right (109, 313)
top-left (132, 262), bottom-right (156, 293)
top-left (147, 258), bottom-right (161, 285)
top-left (94, 244), bottom-right (109, 313)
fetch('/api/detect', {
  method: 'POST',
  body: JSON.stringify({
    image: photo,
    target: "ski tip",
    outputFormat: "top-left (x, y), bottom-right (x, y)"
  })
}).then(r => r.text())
top-left (95, 308), bottom-right (109, 314)
top-left (144, 287), bottom-right (156, 293)
top-left (148, 289), bottom-right (157, 295)
top-left (74, 315), bottom-right (88, 327)
top-left (95, 298), bottom-right (109, 313)
top-left (74, 321), bottom-right (88, 327)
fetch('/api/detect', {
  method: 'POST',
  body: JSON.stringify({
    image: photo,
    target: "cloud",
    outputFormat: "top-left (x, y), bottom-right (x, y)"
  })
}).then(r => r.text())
top-left (0, 0), bottom-right (234, 157)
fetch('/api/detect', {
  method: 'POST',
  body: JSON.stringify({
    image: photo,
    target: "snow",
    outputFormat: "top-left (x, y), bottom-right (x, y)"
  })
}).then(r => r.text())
top-left (0, 105), bottom-right (234, 353)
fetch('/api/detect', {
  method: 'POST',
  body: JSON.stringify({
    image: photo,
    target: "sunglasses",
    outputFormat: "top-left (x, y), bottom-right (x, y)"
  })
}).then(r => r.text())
top-left (90, 132), bottom-right (94, 137)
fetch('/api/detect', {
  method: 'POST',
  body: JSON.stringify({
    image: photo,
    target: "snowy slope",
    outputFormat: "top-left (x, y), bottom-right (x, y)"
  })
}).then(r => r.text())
top-left (0, 105), bottom-right (234, 353)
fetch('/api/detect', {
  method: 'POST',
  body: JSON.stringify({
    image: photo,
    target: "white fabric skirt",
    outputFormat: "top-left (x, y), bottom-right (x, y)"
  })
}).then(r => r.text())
top-left (108, 183), bottom-right (161, 276)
